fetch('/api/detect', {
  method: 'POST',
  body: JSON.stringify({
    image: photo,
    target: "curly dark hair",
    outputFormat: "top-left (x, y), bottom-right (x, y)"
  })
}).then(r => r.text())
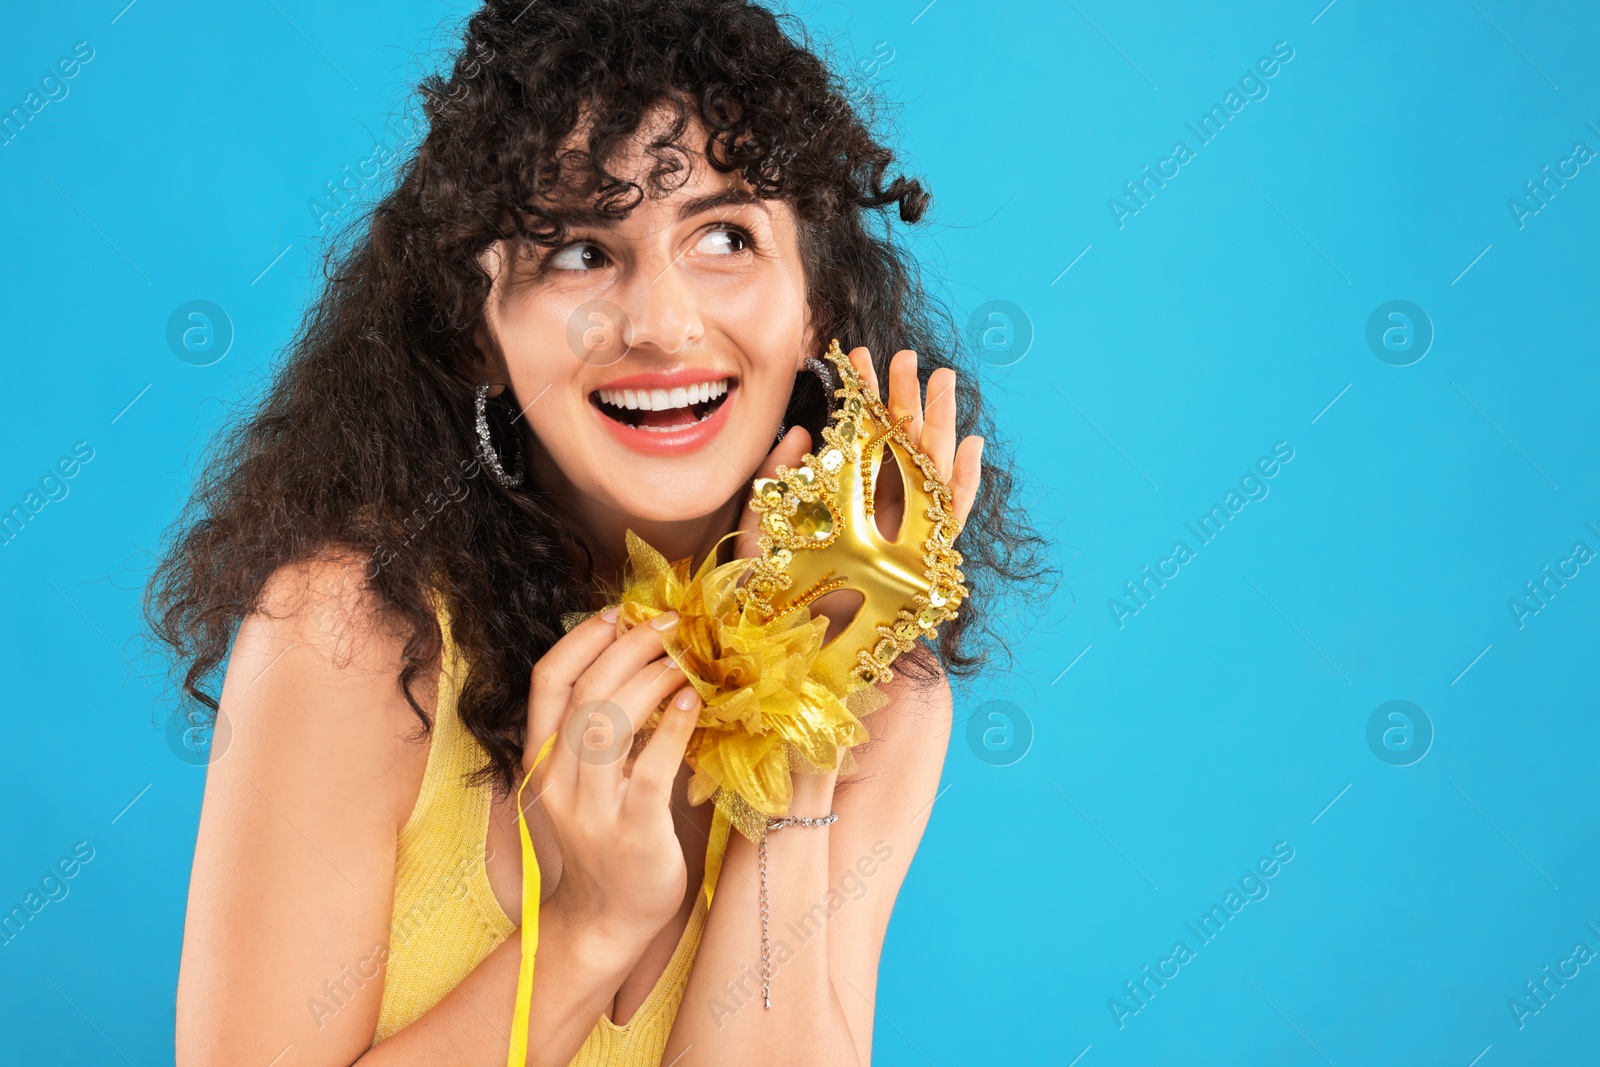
top-left (144, 0), bottom-right (1054, 794)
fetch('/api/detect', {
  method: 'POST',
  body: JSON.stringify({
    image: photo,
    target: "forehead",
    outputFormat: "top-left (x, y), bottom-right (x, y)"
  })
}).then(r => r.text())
top-left (539, 101), bottom-right (765, 225)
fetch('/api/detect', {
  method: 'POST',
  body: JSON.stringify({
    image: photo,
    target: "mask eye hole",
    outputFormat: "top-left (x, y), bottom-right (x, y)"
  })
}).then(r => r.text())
top-left (871, 449), bottom-right (906, 541)
top-left (810, 589), bottom-right (864, 645)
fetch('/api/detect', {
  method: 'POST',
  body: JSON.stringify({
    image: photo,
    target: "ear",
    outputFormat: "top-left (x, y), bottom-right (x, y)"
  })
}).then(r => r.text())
top-left (470, 319), bottom-right (512, 397)
top-left (470, 241), bottom-right (514, 396)
top-left (796, 306), bottom-right (820, 371)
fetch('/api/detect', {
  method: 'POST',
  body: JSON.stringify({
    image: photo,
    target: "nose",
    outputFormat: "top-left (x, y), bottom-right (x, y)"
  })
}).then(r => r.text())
top-left (616, 252), bottom-right (704, 356)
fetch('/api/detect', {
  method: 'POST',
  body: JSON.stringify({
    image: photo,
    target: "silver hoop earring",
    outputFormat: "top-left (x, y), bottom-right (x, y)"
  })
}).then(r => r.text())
top-left (475, 381), bottom-right (525, 489)
top-left (803, 354), bottom-right (839, 396)
top-left (775, 356), bottom-right (841, 445)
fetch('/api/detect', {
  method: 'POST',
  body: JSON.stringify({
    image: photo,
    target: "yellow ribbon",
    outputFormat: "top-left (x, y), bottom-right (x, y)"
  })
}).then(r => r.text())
top-left (506, 732), bottom-right (556, 1067)
top-left (505, 733), bottom-right (731, 1066)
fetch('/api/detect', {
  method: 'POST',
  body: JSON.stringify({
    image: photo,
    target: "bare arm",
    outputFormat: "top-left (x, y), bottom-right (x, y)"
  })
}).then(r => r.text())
top-left (176, 554), bottom-right (420, 1066)
top-left (663, 653), bottom-right (954, 1066)
top-left (175, 554), bottom-right (695, 1067)
top-left (353, 900), bottom-right (640, 1066)
top-left (666, 342), bottom-right (973, 1064)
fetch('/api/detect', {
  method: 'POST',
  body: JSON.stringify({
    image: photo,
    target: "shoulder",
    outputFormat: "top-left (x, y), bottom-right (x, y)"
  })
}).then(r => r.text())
top-left (879, 644), bottom-right (954, 731)
top-left (251, 545), bottom-right (413, 675)
top-left (841, 643), bottom-right (953, 790)
top-left (844, 643), bottom-right (955, 794)
top-left (221, 546), bottom-right (437, 831)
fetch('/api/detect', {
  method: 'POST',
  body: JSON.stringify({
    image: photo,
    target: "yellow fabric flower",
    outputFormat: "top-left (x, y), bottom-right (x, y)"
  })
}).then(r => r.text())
top-left (592, 530), bottom-right (886, 842)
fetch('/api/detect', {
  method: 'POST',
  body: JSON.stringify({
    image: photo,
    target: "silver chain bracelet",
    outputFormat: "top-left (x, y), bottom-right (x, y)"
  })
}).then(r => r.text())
top-left (758, 810), bottom-right (838, 1008)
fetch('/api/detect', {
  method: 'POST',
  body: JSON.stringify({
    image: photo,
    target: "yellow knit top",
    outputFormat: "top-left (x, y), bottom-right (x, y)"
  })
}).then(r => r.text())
top-left (372, 600), bottom-right (728, 1064)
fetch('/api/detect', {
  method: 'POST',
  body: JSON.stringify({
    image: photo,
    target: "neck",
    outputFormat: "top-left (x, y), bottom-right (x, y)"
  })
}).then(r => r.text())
top-left (530, 444), bottom-right (745, 601)
top-left (588, 498), bottom-right (744, 591)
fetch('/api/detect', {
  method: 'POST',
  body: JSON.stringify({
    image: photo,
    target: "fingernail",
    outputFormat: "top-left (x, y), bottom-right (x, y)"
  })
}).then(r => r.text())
top-left (601, 606), bottom-right (620, 623)
top-left (651, 611), bottom-right (680, 631)
top-left (673, 687), bottom-right (699, 710)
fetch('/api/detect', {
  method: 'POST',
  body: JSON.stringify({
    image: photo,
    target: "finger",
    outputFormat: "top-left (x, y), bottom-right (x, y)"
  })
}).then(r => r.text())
top-left (734, 425), bottom-right (812, 561)
top-left (569, 611), bottom-right (679, 711)
top-left (920, 366), bottom-right (958, 483)
top-left (527, 610), bottom-right (621, 780)
top-left (846, 345), bottom-right (880, 401)
top-left (767, 425), bottom-right (813, 476)
top-left (548, 612), bottom-right (676, 790)
top-left (573, 653), bottom-right (687, 811)
top-left (607, 647), bottom-right (695, 740)
top-left (625, 685), bottom-right (701, 816)
top-left (950, 435), bottom-right (984, 528)
top-left (886, 350), bottom-right (923, 442)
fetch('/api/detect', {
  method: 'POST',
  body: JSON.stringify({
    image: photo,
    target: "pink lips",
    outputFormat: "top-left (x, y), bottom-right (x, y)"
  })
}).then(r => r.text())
top-left (589, 371), bottom-right (738, 457)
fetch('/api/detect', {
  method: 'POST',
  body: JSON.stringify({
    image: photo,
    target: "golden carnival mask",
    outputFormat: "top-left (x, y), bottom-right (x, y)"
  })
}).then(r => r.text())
top-left (740, 337), bottom-right (969, 689)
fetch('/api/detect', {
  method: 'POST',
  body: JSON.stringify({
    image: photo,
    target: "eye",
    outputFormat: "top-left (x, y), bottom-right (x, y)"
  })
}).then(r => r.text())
top-left (696, 225), bottom-right (751, 256)
top-left (547, 242), bottom-right (609, 271)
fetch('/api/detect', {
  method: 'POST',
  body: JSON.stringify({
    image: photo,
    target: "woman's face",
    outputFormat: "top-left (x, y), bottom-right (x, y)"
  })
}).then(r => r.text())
top-left (474, 114), bottom-right (814, 542)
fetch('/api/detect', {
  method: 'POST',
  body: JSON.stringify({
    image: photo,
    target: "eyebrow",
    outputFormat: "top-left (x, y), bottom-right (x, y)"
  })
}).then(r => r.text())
top-left (675, 189), bottom-right (770, 222)
top-left (540, 188), bottom-right (770, 229)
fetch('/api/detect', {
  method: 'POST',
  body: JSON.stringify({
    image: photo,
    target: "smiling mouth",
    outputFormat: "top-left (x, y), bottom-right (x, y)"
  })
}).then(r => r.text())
top-left (590, 378), bottom-right (736, 431)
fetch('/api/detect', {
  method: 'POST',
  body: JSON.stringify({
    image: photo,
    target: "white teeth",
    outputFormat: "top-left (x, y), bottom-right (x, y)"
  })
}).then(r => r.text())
top-left (596, 378), bottom-right (732, 412)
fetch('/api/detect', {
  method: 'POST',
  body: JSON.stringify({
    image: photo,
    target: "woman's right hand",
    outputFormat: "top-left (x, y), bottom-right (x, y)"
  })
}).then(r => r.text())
top-left (519, 607), bottom-right (702, 952)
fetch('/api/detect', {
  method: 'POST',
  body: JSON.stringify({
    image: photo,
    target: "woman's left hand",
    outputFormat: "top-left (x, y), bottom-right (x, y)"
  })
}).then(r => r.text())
top-left (733, 346), bottom-right (984, 562)
top-left (843, 345), bottom-right (984, 534)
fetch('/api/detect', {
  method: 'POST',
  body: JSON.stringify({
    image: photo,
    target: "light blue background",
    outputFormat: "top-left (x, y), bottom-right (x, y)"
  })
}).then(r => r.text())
top-left (2, 1), bottom-right (1597, 1064)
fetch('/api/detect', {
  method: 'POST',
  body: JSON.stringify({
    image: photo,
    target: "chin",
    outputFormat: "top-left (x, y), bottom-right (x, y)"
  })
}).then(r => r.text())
top-left (596, 461), bottom-right (752, 525)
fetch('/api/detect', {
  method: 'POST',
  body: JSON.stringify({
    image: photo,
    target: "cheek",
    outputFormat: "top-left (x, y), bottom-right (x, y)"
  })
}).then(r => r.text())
top-left (717, 285), bottom-right (809, 403)
top-left (523, 385), bottom-right (593, 450)
top-left (732, 343), bottom-right (800, 431)
top-left (496, 301), bottom-right (587, 394)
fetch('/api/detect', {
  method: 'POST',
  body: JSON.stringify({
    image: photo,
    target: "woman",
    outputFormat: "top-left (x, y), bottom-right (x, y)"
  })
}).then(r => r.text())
top-left (147, 1), bottom-right (1047, 1064)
